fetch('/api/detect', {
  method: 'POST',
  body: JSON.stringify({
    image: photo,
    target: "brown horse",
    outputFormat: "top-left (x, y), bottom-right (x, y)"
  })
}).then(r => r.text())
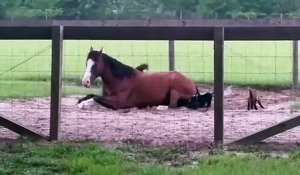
top-left (79, 47), bottom-right (196, 110)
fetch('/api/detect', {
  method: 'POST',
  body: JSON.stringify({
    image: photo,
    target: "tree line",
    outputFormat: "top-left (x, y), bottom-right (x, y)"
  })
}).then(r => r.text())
top-left (1, 0), bottom-right (300, 20)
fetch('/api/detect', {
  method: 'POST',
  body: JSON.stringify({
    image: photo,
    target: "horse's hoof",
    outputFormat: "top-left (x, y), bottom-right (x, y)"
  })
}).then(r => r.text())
top-left (77, 102), bottom-right (84, 109)
top-left (118, 108), bottom-right (131, 113)
top-left (157, 105), bottom-right (168, 110)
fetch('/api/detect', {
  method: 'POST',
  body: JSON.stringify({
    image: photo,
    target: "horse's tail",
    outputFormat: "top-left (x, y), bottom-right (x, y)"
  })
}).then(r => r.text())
top-left (135, 63), bottom-right (149, 72)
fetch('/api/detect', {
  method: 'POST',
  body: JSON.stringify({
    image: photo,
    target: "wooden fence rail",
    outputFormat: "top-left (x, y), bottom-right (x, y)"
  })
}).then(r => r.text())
top-left (0, 19), bottom-right (300, 145)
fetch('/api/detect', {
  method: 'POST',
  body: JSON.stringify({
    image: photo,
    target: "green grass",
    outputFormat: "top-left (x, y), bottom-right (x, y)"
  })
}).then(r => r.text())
top-left (0, 40), bottom-right (294, 99)
top-left (0, 80), bottom-right (99, 100)
top-left (290, 102), bottom-right (300, 110)
top-left (0, 141), bottom-right (299, 175)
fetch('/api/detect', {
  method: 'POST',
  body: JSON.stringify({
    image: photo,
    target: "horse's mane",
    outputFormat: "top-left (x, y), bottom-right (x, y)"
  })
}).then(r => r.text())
top-left (102, 53), bottom-right (135, 79)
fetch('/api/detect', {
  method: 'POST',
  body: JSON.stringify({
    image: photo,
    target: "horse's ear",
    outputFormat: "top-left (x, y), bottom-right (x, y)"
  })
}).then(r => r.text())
top-left (90, 46), bottom-right (93, 52)
top-left (99, 47), bottom-right (103, 54)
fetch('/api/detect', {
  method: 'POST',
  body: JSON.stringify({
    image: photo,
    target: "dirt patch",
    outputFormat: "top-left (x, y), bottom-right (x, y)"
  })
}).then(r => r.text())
top-left (0, 86), bottom-right (300, 149)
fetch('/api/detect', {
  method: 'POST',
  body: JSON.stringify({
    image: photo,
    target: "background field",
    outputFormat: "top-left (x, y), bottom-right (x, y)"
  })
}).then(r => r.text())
top-left (0, 40), bottom-right (293, 99)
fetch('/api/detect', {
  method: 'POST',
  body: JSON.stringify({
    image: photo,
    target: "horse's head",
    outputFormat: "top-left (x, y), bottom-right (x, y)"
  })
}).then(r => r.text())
top-left (81, 46), bottom-right (105, 88)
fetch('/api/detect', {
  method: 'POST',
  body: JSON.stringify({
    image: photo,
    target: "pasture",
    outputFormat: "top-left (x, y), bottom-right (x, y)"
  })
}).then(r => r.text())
top-left (0, 40), bottom-right (294, 99)
top-left (0, 40), bottom-right (300, 174)
top-left (0, 40), bottom-right (299, 146)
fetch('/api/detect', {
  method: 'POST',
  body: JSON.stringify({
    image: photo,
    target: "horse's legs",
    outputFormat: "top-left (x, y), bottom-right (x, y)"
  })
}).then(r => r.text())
top-left (168, 90), bottom-right (178, 108)
top-left (93, 96), bottom-right (117, 109)
top-left (93, 90), bottom-right (131, 110)
top-left (77, 94), bottom-right (98, 108)
top-left (169, 87), bottom-right (199, 109)
top-left (77, 94), bottom-right (96, 104)
top-left (77, 94), bottom-right (118, 109)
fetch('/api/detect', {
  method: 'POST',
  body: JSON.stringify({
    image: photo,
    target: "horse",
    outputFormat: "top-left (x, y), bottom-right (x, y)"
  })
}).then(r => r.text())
top-left (78, 47), bottom-right (197, 110)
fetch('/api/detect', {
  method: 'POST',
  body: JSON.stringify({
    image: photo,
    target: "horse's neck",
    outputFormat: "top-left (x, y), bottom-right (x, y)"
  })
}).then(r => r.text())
top-left (100, 64), bottom-right (138, 93)
top-left (101, 70), bottom-right (120, 89)
top-left (101, 70), bottom-right (117, 86)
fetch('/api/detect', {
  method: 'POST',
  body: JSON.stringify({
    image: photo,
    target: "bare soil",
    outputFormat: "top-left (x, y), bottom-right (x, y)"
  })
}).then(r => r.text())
top-left (0, 85), bottom-right (300, 149)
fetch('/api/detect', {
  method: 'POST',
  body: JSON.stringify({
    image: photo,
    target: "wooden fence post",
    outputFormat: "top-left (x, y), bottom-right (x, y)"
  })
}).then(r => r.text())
top-left (293, 40), bottom-right (299, 92)
top-left (214, 27), bottom-right (224, 146)
top-left (169, 40), bottom-right (175, 71)
top-left (50, 26), bottom-right (63, 140)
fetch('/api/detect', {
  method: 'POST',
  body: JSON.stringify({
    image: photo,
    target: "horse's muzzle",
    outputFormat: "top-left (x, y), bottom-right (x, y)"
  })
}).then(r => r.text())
top-left (82, 80), bottom-right (91, 88)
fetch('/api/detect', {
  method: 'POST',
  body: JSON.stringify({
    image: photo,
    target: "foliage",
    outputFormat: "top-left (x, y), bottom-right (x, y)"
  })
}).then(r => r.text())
top-left (0, 0), bottom-right (300, 20)
top-left (3, 0), bottom-right (62, 20)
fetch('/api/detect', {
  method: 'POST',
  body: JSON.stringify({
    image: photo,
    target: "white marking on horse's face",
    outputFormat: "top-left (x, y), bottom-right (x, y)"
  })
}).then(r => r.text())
top-left (82, 59), bottom-right (95, 88)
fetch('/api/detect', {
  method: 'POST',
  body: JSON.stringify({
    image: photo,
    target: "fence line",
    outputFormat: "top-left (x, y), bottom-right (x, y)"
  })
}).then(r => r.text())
top-left (1, 19), bottom-right (300, 146)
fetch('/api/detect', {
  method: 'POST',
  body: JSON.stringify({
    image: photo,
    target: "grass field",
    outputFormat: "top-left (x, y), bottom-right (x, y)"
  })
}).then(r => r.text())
top-left (0, 141), bottom-right (299, 175)
top-left (0, 40), bottom-right (294, 99)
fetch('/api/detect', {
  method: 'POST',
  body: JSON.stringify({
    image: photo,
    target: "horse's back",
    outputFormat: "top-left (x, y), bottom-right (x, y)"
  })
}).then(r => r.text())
top-left (139, 71), bottom-right (195, 94)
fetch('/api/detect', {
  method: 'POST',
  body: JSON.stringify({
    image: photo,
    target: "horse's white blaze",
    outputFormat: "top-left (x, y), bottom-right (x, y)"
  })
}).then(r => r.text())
top-left (81, 59), bottom-right (95, 87)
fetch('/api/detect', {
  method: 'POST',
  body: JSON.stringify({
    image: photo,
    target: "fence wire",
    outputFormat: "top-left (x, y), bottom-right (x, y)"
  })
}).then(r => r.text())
top-left (0, 40), bottom-right (299, 147)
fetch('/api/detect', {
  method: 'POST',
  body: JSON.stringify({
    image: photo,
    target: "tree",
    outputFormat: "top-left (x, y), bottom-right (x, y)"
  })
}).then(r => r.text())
top-left (196, 0), bottom-right (241, 19)
top-left (0, 0), bottom-right (300, 20)
top-left (58, 0), bottom-right (99, 19)
top-left (3, 0), bottom-right (62, 20)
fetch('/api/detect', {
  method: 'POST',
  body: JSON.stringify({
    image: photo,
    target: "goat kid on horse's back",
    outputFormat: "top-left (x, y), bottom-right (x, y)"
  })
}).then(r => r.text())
top-left (78, 47), bottom-right (197, 110)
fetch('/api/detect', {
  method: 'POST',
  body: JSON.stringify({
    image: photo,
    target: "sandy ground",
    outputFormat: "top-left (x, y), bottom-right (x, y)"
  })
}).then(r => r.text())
top-left (0, 85), bottom-right (300, 148)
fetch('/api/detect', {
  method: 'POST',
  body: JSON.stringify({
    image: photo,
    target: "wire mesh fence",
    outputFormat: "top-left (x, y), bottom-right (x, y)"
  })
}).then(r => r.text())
top-left (0, 40), bottom-right (52, 139)
top-left (222, 41), bottom-right (300, 144)
top-left (0, 40), bottom-right (299, 146)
